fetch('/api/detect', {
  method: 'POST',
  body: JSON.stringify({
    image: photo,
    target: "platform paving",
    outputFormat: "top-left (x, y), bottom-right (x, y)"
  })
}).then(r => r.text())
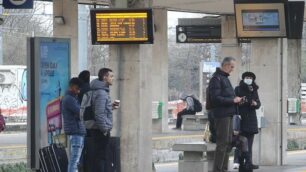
top-left (155, 150), bottom-right (306, 172)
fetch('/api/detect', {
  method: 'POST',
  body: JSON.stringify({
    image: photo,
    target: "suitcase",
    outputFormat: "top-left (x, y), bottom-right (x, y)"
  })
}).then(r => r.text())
top-left (83, 136), bottom-right (120, 172)
top-left (105, 137), bottom-right (120, 172)
top-left (39, 124), bottom-right (68, 172)
top-left (39, 144), bottom-right (68, 172)
top-left (39, 146), bottom-right (55, 172)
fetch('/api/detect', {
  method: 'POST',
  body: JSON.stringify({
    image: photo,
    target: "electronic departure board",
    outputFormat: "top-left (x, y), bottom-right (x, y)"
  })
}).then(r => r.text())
top-left (90, 9), bottom-right (154, 44)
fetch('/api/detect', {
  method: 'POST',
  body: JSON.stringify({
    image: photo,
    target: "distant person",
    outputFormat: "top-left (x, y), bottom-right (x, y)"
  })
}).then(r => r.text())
top-left (232, 114), bottom-right (252, 171)
top-left (173, 93), bottom-right (202, 130)
top-left (208, 57), bottom-right (242, 172)
top-left (205, 86), bottom-right (216, 143)
top-left (78, 70), bottom-right (90, 103)
top-left (62, 78), bottom-right (86, 172)
top-left (0, 109), bottom-right (5, 133)
top-left (233, 72), bottom-right (261, 170)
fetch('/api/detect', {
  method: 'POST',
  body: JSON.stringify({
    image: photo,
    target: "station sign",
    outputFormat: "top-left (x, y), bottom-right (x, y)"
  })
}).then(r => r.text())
top-left (176, 25), bottom-right (221, 43)
top-left (3, 0), bottom-right (33, 9)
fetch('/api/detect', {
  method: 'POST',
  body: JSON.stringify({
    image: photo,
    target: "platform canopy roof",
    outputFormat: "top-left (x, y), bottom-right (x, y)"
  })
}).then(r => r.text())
top-left (153, 0), bottom-right (234, 14)
top-left (76, 0), bottom-right (234, 14)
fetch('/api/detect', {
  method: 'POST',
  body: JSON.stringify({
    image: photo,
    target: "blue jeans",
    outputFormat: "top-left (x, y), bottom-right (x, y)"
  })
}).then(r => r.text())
top-left (68, 135), bottom-right (84, 172)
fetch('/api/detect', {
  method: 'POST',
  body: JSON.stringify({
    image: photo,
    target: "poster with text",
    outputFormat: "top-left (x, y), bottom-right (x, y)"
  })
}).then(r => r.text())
top-left (39, 40), bottom-right (70, 146)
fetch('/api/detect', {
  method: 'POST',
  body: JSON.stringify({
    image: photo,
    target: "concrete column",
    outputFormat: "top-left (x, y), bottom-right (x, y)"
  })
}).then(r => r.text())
top-left (152, 8), bottom-right (168, 133)
top-left (287, 39), bottom-right (302, 124)
top-left (221, 15), bottom-right (242, 85)
top-left (53, 0), bottom-right (79, 76)
top-left (78, 5), bottom-right (89, 71)
top-left (250, 39), bottom-right (287, 165)
top-left (109, 0), bottom-right (153, 171)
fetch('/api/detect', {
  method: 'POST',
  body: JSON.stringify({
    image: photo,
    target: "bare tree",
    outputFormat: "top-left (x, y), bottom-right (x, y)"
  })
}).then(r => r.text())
top-left (2, 2), bottom-right (53, 65)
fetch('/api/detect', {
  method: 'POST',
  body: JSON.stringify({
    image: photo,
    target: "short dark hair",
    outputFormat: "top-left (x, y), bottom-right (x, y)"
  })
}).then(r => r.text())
top-left (69, 77), bottom-right (82, 88)
top-left (98, 68), bottom-right (113, 81)
top-left (78, 70), bottom-right (90, 83)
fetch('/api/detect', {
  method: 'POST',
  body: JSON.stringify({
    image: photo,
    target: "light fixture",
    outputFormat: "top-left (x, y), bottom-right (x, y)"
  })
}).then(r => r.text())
top-left (54, 16), bottom-right (65, 25)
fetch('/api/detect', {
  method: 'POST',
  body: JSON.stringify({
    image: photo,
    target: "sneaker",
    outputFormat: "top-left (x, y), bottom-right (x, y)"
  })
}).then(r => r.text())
top-left (233, 163), bottom-right (239, 169)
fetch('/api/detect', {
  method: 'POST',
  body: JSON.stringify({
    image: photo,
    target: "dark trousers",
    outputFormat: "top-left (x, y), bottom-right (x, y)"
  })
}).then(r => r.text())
top-left (213, 117), bottom-right (233, 172)
top-left (208, 111), bottom-right (216, 143)
top-left (176, 109), bottom-right (196, 128)
top-left (234, 133), bottom-right (255, 164)
top-left (84, 129), bottom-right (110, 172)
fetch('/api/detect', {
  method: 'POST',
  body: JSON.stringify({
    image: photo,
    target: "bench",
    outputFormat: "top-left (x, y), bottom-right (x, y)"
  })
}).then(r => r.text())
top-left (173, 142), bottom-right (216, 172)
top-left (182, 115), bottom-right (207, 131)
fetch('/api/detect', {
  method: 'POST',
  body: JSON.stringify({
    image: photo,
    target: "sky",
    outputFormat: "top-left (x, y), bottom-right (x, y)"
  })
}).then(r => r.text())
top-left (168, 11), bottom-right (208, 27)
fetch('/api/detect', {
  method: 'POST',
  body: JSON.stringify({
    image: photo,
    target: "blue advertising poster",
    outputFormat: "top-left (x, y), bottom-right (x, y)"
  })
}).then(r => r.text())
top-left (39, 41), bottom-right (70, 145)
top-left (3, 0), bottom-right (33, 9)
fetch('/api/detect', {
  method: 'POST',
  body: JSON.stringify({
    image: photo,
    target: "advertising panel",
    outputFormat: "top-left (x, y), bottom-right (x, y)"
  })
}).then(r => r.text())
top-left (39, 40), bottom-right (70, 145)
top-left (27, 37), bottom-right (70, 169)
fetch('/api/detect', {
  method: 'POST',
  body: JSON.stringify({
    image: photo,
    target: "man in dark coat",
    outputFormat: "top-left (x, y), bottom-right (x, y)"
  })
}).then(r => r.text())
top-left (62, 78), bottom-right (86, 172)
top-left (233, 71), bottom-right (261, 170)
top-left (208, 57), bottom-right (242, 172)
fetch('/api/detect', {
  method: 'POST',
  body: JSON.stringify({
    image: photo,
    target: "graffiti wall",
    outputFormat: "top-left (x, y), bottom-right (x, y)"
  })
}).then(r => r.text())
top-left (0, 65), bottom-right (27, 123)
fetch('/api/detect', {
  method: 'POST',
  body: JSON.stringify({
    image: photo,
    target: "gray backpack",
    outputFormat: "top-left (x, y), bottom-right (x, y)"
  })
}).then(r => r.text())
top-left (80, 90), bottom-right (96, 129)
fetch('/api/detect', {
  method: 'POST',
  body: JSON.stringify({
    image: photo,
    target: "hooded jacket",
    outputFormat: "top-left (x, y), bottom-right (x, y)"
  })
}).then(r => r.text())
top-left (208, 67), bottom-right (236, 118)
top-left (90, 79), bottom-right (113, 133)
top-left (62, 91), bottom-right (86, 136)
top-left (180, 93), bottom-right (195, 111)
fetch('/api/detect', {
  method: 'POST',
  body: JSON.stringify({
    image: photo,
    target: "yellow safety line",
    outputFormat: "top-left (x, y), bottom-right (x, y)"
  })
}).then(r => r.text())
top-left (152, 134), bottom-right (203, 141)
top-left (0, 145), bottom-right (26, 149)
top-left (287, 128), bottom-right (306, 132)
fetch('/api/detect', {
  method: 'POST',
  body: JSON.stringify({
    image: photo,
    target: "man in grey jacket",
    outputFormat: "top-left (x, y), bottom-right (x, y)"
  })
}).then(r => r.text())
top-left (86, 68), bottom-right (116, 172)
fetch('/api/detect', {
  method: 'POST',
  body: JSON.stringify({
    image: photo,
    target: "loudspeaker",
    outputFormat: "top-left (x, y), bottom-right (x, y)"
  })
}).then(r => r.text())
top-left (285, 1), bottom-right (305, 39)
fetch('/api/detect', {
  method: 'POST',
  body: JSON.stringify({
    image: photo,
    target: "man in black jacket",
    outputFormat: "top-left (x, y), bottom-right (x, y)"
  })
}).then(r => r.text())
top-left (208, 57), bottom-right (242, 172)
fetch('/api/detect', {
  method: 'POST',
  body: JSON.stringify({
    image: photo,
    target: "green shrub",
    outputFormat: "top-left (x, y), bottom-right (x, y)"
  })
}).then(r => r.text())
top-left (287, 139), bottom-right (299, 151)
top-left (0, 162), bottom-right (31, 172)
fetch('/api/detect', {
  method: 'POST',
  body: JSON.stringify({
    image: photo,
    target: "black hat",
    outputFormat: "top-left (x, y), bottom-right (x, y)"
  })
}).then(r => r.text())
top-left (242, 72), bottom-right (256, 80)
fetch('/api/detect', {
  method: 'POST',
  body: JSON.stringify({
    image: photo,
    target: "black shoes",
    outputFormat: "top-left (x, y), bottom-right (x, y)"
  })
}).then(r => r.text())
top-left (172, 127), bottom-right (181, 130)
top-left (251, 164), bottom-right (259, 169)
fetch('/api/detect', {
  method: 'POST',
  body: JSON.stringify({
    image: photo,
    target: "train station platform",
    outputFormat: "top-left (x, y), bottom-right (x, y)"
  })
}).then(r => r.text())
top-left (156, 150), bottom-right (306, 172)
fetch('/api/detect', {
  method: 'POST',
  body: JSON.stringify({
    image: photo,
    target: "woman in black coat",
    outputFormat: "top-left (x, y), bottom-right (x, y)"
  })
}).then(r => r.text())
top-left (233, 71), bottom-right (261, 170)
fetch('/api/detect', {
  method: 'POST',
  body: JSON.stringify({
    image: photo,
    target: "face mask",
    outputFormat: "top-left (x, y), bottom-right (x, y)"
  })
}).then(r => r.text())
top-left (244, 78), bottom-right (253, 85)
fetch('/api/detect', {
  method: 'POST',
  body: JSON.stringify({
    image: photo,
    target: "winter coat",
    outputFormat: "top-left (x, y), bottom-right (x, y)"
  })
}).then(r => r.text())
top-left (90, 79), bottom-right (113, 133)
top-left (62, 91), bottom-right (86, 136)
top-left (208, 68), bottom-right (236, 118)
top-left (235, 80), bottom-right (261, 134)
top-left (180, 94), bottom-right (195, 111)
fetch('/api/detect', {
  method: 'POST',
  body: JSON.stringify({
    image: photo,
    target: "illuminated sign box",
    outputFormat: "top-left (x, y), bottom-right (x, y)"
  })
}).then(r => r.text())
top-left (235, 3), bottom-right (286, 38)
top-left (90, 8), bottom-right (154, 44)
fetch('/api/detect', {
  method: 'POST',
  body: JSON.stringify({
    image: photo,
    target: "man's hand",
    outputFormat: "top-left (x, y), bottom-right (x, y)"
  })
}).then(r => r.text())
top-left (251, 100), bottom-right (257, 106)
top-left (112, 100), bottom-right (120, 110)
top-left (233, 97), bottom-right (242, 103)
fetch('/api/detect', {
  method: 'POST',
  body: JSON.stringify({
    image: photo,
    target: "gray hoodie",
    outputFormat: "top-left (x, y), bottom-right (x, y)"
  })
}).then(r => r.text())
top-left (180, 93), bottom-right (195, 111)
top-left (90, 79), bottom-right (113, 133)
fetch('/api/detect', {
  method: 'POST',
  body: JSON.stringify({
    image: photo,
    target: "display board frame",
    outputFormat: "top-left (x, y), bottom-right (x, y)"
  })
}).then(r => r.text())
top-left (90, 8), bottom-right (154, 44)
top-left (235, 3), bottom-right (287, 38)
